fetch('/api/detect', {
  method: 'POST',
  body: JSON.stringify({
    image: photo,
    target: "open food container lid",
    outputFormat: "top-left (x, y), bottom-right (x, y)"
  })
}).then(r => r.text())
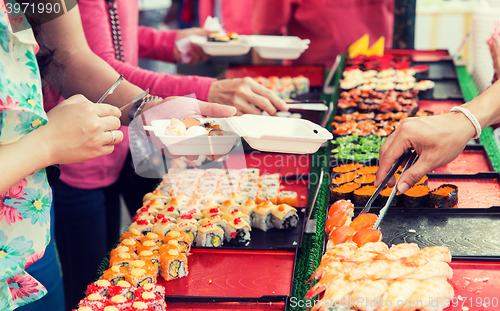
top-left (190, 36), bottom-right (251, 56)
top-left (145, 115), bottom-right (332, 156)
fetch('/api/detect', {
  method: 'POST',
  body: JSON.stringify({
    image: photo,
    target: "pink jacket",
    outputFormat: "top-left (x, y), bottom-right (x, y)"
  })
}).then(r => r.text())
top-left (252, 0), bottom-right (394, 67)
top-left (198, 0), bottom-right (254, 35)
top-left (48, 0), bottom-right (216, 189)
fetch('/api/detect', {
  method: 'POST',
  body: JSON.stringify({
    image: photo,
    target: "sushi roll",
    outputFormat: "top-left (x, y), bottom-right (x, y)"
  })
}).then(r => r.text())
top-left (219, 199), bottom-right (240, 213)
top-left (237, 199), bottom-right (257, 222)
top-left (137, 250), bottom-right (160, 271)
top-left (331, 172), bottom-right (358, 187)
top-left (252, 201), bottom-right (275, 231)
top-left (330, 182), bottom-right (361, 202)
top-left (199, 215), bottom-right (228, 231)
top-left (142, 198), bottom-right (166, 210)
top-left (201, 207), bottom-right (224, 218)
top-left (134, 288), bottom-right (167, 311)
top-left (174, 217), bottom-right (198, 244)
top-left (293, 75), bottom-right (310, 95)
top-left (140, 232), bottom-right (164, 246)
top-left (160, 249), bottom-right (189, 281)
top-left (222, 209), bottom-right (251, 226)
top-left (129, 219), bottom-right (154, 236)
top-left (120, 229), bottom-right (143, 242)
top-left (375, 186), bottom-right (401, 207)
top-left (152, 217), bottom-right (176, 236)
top-left (160, 239), bottom-right (186, 254)
top-left (180, 208), bottom-right (203, 221)
top-left (109, 252), bottom-right (134, 268)
top-left (133, 213), bottom-right (156, 223)
top-left (352, 185), bottom-right (377, 207)
top-left (128, 259), bottom-right (157, 276)
top-left (86, 279), bottom-right (113, 297)
top-left (195, 223), bottom-right (224, 247)
top-left (78, 293), bottom-right (108, 309)
top-left (119, 238), bottom-right (139, 253)
top-left (402, 185), bottom-right (430, 208)
top-left (332, 163), bottom-right (363, 174)
top-left (164, 231), bottom-right (191, 253)
top-left (109, 294), bottom-right (133, 310)
top-left (255, 190), bottom-right (279, 204)
top-left (353, 174), bottom-right (376, 186)
top-left (136, 240), bottom-right (160, 254)
top-left (110, 245), bottom-right (136, 259)
top-left (429, 184), bottom-right (458, 208)
top-left (125, 267), bottom-right (157, 287)
top-left (158, 206), bottom-right (179, 219)
top-left (107, 280), bottom-right (135, 300)
top-left (225, 217), bottom-right (252, 244)
top-left (271, 204), bottom-right (299, 229)
top-left (101, 265), bottom-right (128, 285)
top-left (141, 283), bottom-right (165, 297)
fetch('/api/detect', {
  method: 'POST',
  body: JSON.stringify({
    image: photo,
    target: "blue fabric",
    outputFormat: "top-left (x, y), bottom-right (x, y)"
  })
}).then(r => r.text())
top-left (18, 205), bottom-right (64, 311)
top-left (52, 180), bottom-right (108, 311)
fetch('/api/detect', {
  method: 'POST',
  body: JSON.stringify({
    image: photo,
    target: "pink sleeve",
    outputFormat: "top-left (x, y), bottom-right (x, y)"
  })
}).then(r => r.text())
top-left (198, 0), bottom-right (214, 27)
top-left (137, 26), bottom-right (178, 63)
top-left (78, 0), bottom-right (215, 101)
top-left (252, 0), bottom-right (292, 35)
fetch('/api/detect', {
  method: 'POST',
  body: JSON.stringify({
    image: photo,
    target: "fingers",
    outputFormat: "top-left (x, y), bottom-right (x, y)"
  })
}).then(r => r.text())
top-left (249, 79), bottom-right (288, 112)
top-left (239, 87), bottom-right (277, 115)
top-left (101, 129), bottom-right (124, 146)
top-left (94, 103), bottom-right (122, 118)
top-left (100, 115), bottom-right (121, 132)
top-left (189, 45), bottom-right (210, 63)
top-left (374, 129), bottom-right (412, 188)
top-left (198, 101), bottom-right (237, 117)
top-left (233, 97), bottom-right (262, 115)
top-left (396, 157), bottom-right (432, 193)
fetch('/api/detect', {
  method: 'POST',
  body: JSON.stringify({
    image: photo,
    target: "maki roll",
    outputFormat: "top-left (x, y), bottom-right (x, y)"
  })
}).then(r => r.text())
top-left (195, 223), bottom-right (224, 247)
top-left (219, 199), bottom-right (240, 214)
top-left (356, 166), bottom-right (378, 175)
top-left (129, 219), bottom-right (154, 236)
top-left (271, 204), bottom-right (299, 229)
top-left (201, 207), bottom-right (224, 218)
top-left (100, 266), bottom-right (127, 285)
top-left (120, 229), bottom-right (143, 242)
top-left (86, 279), bottom-right (113, 296)
top-left (158, 206), bottom-right (179, 219)
top-left (109, 252), bottom-right (134, 268)
top-left (140, 232), bottom-right (164, 246)
top-left (330, 182), bottom-right (361, 202)
top-left (353, 174), bottom-right (376, 186)
top-left (164, 231), bottom-right (191, 253)
top-left (225, 217), bottom-right (252, 244)
top-left (107, 280), bottom-right (135, 299)
top-left (331, 172), bottom-right (357, 187)
top-left (160, 239), bottom-right (186, 254)
top-left (222, 209), bottom-right (251, 226)
top-left (110, 245), bottom-right (135, 259)
top-left (255, 190), bottom-right (279, 204)
top-left (429, 184), bottom-right (458, 208)
top-left (174, 217), bottom-right (198, 244)
top-left (134, 288), bottom-right (167, 311)
top-left (252, 201), bottom-right (275, 231)
top-left (137, 251), bottom-right (160, 272)
top-left (152, 217), bottom-right (176, 236)
top-left (136, 240), bottom-right (160, 254)
top-left (109, 294), bottom-right (133, 310)
top-left (238, 198), bottom-right (257, 222)
top-left (376, 186), bottom-right (400, 207)
top-left (128, 260), bottom-right (157, 275)
top-left (160, 249), bottom-right (189, 281)
top-left (332, 163), bottom-right (363, 174)
top-left (125, 267), bottom-right (157, 287)
top-left (403, 185), bottom-right (430, 208)
top-left (199, 215), bottom-right (228, 231)
top-left (277, 191), bottom-right (299, 207)
top-left (141, 283), bottom-right (165, 297)
top-left (352, 185), bottom-right (377, 207)
top-left (78, 293), bottom-right (107, 309)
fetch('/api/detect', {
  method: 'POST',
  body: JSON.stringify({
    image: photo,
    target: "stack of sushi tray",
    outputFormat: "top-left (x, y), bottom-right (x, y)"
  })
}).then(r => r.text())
top-left (79, 167), bottom-right (312, 311)
top-left (295, 49), bottom-right (500, 311)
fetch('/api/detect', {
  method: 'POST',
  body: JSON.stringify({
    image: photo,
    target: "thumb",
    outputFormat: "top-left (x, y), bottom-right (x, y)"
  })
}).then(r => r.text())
top-left (396, 158), bottom-right (430, 193)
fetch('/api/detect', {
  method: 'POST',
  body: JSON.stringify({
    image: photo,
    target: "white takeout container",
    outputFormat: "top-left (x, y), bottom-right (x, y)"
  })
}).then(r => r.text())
top-left (190, 36), bottom-right (251, 56)
top-left (144, 115), bottom-right (332, 156)
top-left (190, 35), bottom-right (309, 59)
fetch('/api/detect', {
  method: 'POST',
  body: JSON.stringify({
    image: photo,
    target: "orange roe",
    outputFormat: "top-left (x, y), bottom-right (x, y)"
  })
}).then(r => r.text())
top-left (432, 186), bottom-right (455, 196)
top-left (354, 174), bottom-right (377, 185)
top-left (332, 163), bottom-right (363, 173)
top-left (332, 172), bottom-right (357, 185)
top-left (332, 182), bottom-right (360, 194)
top-left (404, 185), bottom-right (430, 197)
top-left (354, 185), bottom-right (377, 196)
top-left (356, 166), bottom-right (378, 175)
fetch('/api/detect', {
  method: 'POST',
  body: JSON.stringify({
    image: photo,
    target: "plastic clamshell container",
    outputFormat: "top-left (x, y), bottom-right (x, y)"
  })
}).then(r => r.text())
top-left (145, 115), bottom-right (332, 156)
top-left (246, 35), bottom-right (310, 60)
top-left (190, 36), bottom-right (251, 56)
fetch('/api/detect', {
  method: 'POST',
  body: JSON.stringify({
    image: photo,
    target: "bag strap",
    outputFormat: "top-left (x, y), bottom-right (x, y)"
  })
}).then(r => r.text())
top-left (106, 0), bottom-right (124, 61)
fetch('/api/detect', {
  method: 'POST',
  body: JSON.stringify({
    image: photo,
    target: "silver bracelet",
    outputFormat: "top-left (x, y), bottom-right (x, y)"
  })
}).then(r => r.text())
top-left (129, 94), bottom-right (162, 120)
top-left (450, 106), bottom-right (482, 139)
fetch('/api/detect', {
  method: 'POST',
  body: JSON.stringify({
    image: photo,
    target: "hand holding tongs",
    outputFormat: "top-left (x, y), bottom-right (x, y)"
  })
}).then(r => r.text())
top-left (359, 149), bottom-right (419, 229)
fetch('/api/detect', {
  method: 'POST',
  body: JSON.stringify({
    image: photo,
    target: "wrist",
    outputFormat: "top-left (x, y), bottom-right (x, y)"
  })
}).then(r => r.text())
top-left (448, 110), bottom-right (477, 140)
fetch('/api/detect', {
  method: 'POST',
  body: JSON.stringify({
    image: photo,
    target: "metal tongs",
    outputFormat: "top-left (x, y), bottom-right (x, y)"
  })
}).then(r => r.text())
top-left (359, 149), bottom-right (419, 229)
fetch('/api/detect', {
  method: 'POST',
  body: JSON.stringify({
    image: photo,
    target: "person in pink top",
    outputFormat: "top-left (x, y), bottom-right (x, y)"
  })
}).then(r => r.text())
top-left (199, 0), bottom-right (254, 35)
top-left (46, 0), bottom-right (287, 308)
top-left (252, 0), bottom-right (395, 67)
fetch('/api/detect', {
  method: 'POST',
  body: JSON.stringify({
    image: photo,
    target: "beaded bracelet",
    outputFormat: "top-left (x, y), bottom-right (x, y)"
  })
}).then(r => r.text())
top-left (129, 94), bottom-right (162, 120)
top-left (450, 106), bottom-right (482, 139)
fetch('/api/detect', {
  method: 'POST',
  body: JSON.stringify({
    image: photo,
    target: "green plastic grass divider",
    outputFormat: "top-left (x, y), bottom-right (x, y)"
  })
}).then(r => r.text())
top-left (456, 66), bottom-right (500, 172)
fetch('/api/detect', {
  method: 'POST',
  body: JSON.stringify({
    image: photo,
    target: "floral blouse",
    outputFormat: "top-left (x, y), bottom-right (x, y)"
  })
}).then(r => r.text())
top-left (0, 2), bottom-right (52, 309)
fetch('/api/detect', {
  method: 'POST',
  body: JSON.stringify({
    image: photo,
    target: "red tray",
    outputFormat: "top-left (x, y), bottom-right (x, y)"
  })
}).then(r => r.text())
top-left (159, 249), bottom-right (295, 301)
top-left (427, 174), bottom-right (500, 209)
top-left (385, 49), bottom-right (451, 62)
top-left (224, 65), bottom-right (325, 87)
top-left (431, 148), bottom-right (493, 174)
top-left (446, 260), bottom-right (500, 311)
top-left (166, 302), bottom-right (285, 310)
top-left (418, 100), bottom-right (463, 114)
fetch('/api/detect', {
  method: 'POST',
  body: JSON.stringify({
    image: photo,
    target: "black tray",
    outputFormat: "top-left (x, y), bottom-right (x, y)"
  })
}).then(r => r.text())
top-left (368, 206), bottom-right (500, 258)
top-left (414, 60), bottom-right (458, 80)
top-left (193, 211), bottom-right (305, 250)
top-left (418, 79), bottom-right (464, 100)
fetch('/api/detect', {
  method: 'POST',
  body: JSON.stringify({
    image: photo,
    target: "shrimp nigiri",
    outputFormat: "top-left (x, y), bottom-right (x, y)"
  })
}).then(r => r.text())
top-left (375, 243), bottom-right (419, 260)
top-left (402, 261), bottom-right (453, 280)
top-left (350, 279), bottom-right (389, 311)
top-left (403, 246), bottom-right (451, 267)
top-left (312, 242), bottom-right (357, 280)
top-left (399, 278), bottom-right (454, 311)
top-left (372, 260), bottom-right (417, 280)
top-left (376, 279), bottom-right (420, 311)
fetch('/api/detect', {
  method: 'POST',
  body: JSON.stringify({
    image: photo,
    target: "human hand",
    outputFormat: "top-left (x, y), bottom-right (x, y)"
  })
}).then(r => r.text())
top-left (207, 78), bottom-right (288, 115)
top-left (375, 112), bottom-right (476, 193)
top-left (40, 95), bottom-right (123, 165)
top-left (174, 27), bottom-right (213, 64)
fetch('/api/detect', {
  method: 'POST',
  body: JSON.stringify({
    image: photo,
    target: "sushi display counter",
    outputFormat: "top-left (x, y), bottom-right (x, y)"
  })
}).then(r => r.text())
top-left (81, 50), bottom-right (500, 311)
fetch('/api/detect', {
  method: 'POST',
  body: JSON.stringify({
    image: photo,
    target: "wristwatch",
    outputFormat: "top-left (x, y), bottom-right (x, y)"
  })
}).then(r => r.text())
top-left (128, 94), bottom-right (162, 120)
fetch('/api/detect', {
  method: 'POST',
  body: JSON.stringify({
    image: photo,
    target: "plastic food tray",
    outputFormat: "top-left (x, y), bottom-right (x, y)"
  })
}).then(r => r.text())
top-left (430, 146), bottom-right (494, 174)
top-left (224, 65), bottom-right (325, 87)
top-left (417, 99), bottom-right (463, 114)
top-left (418, 80), bottom-right (464, 101)
top-left (414, 60), bottom-right (458, 80)
top-left (146, 115), bottom-right (332, 156)
top-left (190, 36), bottom-right (251, 56)
top-left (159, 249), bottom-right (296, 302)
top-left (368, 207), bottom-right (500, 257)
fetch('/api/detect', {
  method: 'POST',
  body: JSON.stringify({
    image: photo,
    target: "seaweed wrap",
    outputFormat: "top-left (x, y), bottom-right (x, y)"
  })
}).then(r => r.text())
top-left (403, 185), bottom-right (430, 208)
top-left (195, 223), bottom-right (224, 247)
top-left (225, 217), bottom-right (252, 244)
top-left (252, 201), bottom-right (276, 231)
top-left (330, 182), bottom-right (361, 202)
top-left (100, 266), bottom-right (127, 285)
top-left (429, 184), bottom-right (458, 208)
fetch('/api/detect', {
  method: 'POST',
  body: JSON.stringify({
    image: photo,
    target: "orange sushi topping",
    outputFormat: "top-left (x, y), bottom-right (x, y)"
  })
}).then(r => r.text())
top-left (432, 186), bottom-right (455, 196)
top-left (332, 163), bottom-right (363, 173)
top-left (332, 172), bottom-right (357, 185)
top-left (329, 226), bottom-right (356, 245)
top-left (404, 185), bottom-right (430, 197)
top-left (349, 213), bottom-right (378, 231)
top-left (354, 185), bottom-right (377, 196)
top-left (332, 182), bottom-right (360, 194)
top-left (356, 166), bottom-right (378, 175)
top-left (352, 228), bottom-right (382, 247)
top-left (328, 199), bottom-right (354, 218)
